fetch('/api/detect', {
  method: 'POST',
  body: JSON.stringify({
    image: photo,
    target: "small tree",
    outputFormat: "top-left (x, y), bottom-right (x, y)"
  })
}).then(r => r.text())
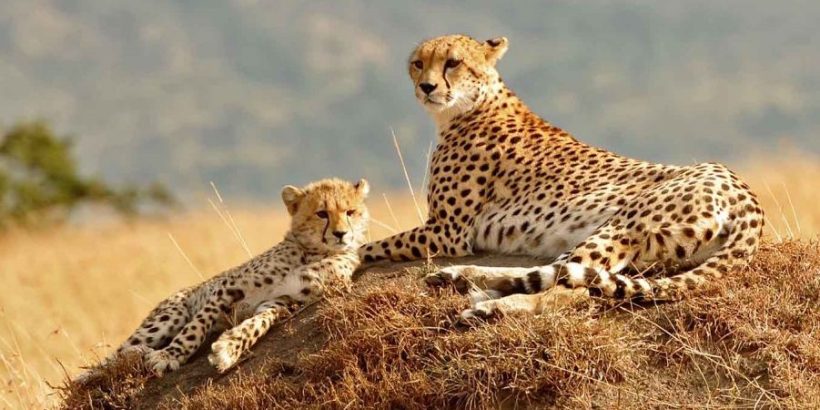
top-left (0, 121), bottom-right (173, 227)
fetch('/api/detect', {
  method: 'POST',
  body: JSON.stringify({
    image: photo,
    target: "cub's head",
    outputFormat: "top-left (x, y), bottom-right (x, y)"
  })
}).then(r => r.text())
top-left (281, 178), bottom-right (370, 253)
top-left (408, 34), bottom-right (508, 116)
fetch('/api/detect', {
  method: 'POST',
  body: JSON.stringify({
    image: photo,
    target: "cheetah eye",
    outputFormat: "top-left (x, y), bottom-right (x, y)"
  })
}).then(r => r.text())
top-left (412, 60), bottom-right (423, 70)
top-left (346, 209), bottom-right (356, 216)
top-left (316, 210), bottom-right (328, 219)
top-left (445, 58), bottom-right (461, 69)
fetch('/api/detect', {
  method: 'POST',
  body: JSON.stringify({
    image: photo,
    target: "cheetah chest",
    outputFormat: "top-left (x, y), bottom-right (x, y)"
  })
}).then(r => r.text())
top-left (229, 271), bottom-right (303, 320)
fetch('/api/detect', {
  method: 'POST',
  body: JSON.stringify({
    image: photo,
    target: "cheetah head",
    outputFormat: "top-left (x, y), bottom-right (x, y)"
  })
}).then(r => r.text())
top-left (281, 178), bottom-right (370, 253)
top-left (408, 34), bottom-right (508, 117)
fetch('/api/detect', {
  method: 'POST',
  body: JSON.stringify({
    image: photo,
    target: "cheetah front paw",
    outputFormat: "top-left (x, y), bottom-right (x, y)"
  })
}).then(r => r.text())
top-left (457, 301), bottom-right (498, 327)
top-left (208, 338), bottom-right (243, 373)
top-left (424, 265), bottom-right (472, 293)
top-left (144, 349), bottom-right (180, 376)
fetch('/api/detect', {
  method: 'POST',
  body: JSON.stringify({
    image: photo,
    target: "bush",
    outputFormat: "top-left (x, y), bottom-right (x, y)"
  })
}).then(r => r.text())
top-left (0, 120), bottom-right (173, 227)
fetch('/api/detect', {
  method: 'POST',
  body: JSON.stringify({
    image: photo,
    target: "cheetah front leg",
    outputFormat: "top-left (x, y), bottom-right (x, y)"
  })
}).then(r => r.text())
top-left (424, 265), bottom-right (536, 295)
top-left (360, 224), bottom-right (470, 263)
top-left (425, 251), bottom-right (573, 295)
top-left (145, 287), bottom-right (245, 376)
top-left (208, 299), bottom-right (290, 373)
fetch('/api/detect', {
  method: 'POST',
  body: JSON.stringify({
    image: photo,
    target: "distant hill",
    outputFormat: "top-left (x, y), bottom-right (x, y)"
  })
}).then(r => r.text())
top-left (2, 0), bottom-right (818, 201)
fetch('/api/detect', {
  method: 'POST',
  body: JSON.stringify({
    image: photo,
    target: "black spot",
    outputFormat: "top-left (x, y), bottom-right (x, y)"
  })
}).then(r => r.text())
top-left (526, 271), bottom-right (542, 292)
top-left (613, 279), bottom-right (627, 299)
top-left (226, 289), bottom-right (245, 301)
top-left (685, 277), bottom-right (698, 290)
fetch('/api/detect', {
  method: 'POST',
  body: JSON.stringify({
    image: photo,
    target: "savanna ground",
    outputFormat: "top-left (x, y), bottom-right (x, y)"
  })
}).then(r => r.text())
top-left (1, 152), bottom-right (819, 409)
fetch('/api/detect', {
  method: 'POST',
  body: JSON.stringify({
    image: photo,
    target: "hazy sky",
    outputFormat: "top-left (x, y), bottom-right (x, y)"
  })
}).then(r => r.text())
top-left (1, 0), bottom-right (818, 200)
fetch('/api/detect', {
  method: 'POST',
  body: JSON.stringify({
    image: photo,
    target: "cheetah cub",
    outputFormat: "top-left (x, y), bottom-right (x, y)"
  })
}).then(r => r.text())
top-left (91, 178), bottom-right (369, 377)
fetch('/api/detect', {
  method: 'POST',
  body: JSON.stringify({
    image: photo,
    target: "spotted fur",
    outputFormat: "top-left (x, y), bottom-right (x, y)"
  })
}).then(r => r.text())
top-left (359, 34), bottom-right (764, 320)
top-left (82, 178), bottom-right (369, 378)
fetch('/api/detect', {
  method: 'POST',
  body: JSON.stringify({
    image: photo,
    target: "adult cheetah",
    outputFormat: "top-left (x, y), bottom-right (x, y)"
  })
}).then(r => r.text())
top-left (82, 178), bottom-right (369, 378)
top-left (360, 34), bottom-right (763, 320)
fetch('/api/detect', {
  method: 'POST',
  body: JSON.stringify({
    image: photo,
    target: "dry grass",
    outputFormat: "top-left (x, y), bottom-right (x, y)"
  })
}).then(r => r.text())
top-left (1, 152), bottom-right (819, 408)
top-left (59, 241), bottom-right (820, 409)
top-left (739, 150), bottom-right (820, 239)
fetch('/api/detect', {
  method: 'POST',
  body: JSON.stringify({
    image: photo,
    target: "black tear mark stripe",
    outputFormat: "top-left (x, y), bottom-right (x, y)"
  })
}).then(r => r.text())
top-left (442, 45), bottom-right (452, 89)
top-left (321, 201), bottom-right (329, 241)
top-left (430, 43), bottom-right (441, 76)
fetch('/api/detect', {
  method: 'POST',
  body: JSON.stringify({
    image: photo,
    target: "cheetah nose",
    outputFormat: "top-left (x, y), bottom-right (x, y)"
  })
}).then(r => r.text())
top-left (419, 82), bottom-right (437, 95)
top-left (332, 231), bottom-right (347, 240)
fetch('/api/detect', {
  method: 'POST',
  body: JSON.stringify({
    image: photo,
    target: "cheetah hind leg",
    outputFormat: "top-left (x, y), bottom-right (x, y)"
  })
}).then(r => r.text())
top-left (117, 292), bottom-right (192, 353)
top-left (74, 293), bottom-right (192, 383)
top-left (145, 289), bottom-right (240, 376)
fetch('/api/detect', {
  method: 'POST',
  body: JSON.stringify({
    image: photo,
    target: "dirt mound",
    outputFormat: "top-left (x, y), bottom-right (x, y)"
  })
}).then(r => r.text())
top-left (60, 242), bottom-right (820, 409)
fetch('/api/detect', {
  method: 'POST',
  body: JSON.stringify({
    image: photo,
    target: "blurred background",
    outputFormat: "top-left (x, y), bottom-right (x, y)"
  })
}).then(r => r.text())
top-left (1, 1), bottom-right (819, 407)
top-left (2, 0), bottom-right (819, 200)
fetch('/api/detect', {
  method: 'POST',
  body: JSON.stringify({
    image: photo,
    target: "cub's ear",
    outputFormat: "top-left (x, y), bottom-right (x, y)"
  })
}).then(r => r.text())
top-left (281, 185), bottom-right (305, 215)
top-left (354, 179), bottom-right (370, 198)
top-left (484, 36), bottom-right (509, 65)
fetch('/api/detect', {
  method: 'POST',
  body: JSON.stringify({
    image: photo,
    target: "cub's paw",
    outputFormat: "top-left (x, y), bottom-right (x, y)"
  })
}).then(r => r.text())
top-left (73, 369), bottom-right (101, 385)
top-left (424, 266), bottom-right (472, 293)
top-left (209, 338), bottom-right (243, 373)
top-left (74, 345), bottom-right (157, 384)
top-left (144, 349), bottom-right (180, 376)
top-left (119, 344), bottom-right (155, 359)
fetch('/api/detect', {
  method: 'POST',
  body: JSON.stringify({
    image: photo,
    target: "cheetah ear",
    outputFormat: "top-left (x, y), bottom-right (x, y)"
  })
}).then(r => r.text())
top-left (354, 179), bottom-right (370, 198)
top-left (281, 185), bottom-right (305, 215)
top-left (483, 36), bottom-right (508, 65)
